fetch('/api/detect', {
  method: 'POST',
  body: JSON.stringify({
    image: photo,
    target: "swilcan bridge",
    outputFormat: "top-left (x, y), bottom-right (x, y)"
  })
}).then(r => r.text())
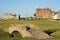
top-left (3, 24), bottom-right (54, 40)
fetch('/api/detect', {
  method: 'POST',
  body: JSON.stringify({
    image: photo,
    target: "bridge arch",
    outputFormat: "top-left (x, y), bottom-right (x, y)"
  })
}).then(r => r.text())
top-left (9, 31), bottom-right (22, 38)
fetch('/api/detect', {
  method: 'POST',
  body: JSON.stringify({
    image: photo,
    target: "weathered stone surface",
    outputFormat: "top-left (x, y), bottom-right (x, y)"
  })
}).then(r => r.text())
top-left (3, 24), bottom-right (53, 39)
top-left (26, 26), bottom-right (53, 40)
top-left (3, 24), bottom-right (39, 38)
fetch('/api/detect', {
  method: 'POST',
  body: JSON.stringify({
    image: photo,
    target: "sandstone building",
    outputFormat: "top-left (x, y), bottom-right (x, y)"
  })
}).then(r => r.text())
top-left (3, 13), bottom-right (20, 20)
top-left (36, 7), bottom-right (52, 19)
top-left (52, 12), bottom-right (60, 19)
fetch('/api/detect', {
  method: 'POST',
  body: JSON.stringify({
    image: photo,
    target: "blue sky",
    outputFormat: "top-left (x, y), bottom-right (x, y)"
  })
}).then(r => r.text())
top-left (0, 0), bottom-right (60, 18)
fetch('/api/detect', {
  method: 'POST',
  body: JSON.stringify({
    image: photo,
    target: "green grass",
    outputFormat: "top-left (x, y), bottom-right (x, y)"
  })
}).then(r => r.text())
top-left (51, 31), bottom-right (60, 40)
top-left (0, 38), bottom-right (35, 40)
top-left (0, 20), bottom-right (60, 40)
top-left (0, 20), bottom-right (60, 30)
top-left (0, 30), bottom-right (8, 34)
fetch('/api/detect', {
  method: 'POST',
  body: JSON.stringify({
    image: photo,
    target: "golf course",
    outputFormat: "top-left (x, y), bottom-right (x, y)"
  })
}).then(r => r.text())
top-left (0, 19), bottom-right (60, 40)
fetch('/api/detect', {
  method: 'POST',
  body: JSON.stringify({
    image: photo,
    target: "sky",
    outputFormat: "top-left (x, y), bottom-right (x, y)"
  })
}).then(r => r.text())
top-left (0, 0), bottom-right (60, 18)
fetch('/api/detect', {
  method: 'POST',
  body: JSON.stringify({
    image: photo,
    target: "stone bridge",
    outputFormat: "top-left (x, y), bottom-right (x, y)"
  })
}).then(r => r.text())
top-left (4, 24), bottom-right (39, 38)
top-left (3, 24), bottom-right (53, 40)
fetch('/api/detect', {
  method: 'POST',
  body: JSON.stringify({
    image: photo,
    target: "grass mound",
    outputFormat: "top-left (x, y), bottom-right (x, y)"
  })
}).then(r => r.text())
top-left (51, 31), bottom-right (60, 38)
top-left (51, 31), bottom-right (60, 40)
top-left (44, 29), bottom-right (60, 35)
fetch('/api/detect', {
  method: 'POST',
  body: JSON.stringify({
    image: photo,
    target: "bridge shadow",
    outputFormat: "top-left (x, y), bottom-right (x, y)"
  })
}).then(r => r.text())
top-left (44, 29), bottom-right (57, 36)
top-left (9, 31), bottom-right (22, 38)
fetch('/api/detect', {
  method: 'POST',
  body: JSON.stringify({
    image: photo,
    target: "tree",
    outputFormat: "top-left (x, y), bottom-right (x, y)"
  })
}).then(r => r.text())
top-left (34, 13), bottom-right (36, 17)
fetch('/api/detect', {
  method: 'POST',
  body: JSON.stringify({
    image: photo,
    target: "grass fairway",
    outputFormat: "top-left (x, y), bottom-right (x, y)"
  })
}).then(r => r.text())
top-left (0, 38), bottom-right (36, 40)
top-left (0, 20), bottom-right (60, 40)
top-left (0, 20), bottom-right (60, 30)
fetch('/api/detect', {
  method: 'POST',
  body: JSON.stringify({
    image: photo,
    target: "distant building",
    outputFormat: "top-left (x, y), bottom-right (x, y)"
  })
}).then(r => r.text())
top-left (36, 7), bottom-right (52, 19)
top-left (3, 13), bottom-right (20, 20)
top-left (53, 12), bottom-right (60, 19)
top-left (51, 11), bottom-right (56, 19)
